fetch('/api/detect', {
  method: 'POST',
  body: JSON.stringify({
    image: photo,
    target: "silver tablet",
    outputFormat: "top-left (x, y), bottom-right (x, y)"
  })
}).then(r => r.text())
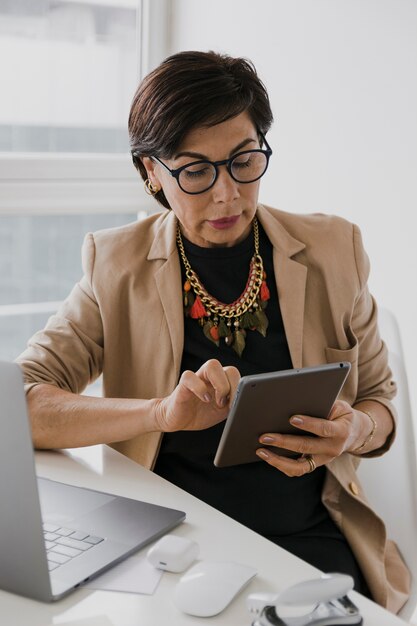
top-left (214, 362), bottom-right (351, 468)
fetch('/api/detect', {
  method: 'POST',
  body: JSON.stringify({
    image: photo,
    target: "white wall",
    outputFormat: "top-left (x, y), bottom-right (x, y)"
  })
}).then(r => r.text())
top-left (169, 0), bottom-right (417, 414)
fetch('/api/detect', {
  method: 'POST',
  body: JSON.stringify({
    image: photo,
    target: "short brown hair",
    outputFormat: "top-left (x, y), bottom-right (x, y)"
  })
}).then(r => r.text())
top-left (129, 50), bottom-right (273, 209)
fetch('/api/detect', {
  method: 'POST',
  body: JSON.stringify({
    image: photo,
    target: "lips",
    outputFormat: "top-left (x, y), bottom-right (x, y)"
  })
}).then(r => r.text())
top-left (207, 215), bottom-right (240, 230)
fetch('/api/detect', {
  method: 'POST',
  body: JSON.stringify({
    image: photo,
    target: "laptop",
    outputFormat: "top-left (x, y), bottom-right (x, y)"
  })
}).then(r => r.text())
top-left (0, 361), bottom-right (185, 602)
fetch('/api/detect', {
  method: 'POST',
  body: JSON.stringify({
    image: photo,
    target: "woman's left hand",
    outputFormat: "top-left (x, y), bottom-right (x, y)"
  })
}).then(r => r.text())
top-left (256, 399), bottom-right (366, 477)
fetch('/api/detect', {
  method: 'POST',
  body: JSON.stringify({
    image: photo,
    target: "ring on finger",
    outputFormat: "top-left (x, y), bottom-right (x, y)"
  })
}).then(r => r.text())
top-left (305, 454), bottom-right (316, 473)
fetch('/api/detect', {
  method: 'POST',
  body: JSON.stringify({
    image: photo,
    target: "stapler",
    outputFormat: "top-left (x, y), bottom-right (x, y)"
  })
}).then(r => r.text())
top-left (247, 573), bottom-right (363, 625)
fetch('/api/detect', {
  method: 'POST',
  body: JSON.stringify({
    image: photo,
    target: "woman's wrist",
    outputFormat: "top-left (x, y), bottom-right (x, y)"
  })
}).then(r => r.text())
top-left (351, 409), bottom-right (377, 454)
top-left (145, 397), bottom-right (167, 434)
top-left (349, 400), bottom-right (394, 456)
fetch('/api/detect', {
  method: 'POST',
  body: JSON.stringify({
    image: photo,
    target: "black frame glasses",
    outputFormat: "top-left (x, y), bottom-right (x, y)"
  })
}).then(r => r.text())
top-left (151, 133), bottom-right (272, 195)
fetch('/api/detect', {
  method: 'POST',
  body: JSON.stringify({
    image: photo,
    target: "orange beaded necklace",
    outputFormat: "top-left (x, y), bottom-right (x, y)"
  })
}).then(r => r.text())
top-left (176, 217), bottom-right (270, 357)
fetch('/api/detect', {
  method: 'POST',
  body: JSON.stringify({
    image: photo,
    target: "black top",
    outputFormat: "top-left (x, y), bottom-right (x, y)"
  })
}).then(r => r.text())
top-left (154, 222), bottom-right (369, 595)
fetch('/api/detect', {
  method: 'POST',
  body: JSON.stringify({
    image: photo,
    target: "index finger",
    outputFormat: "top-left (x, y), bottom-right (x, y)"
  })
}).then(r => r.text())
top-left (223, 365), bottom-right (241, 408)
top-left (196, 359), bottom-right (240, 408)
top-left (288, 413), bottom-right (339, 439)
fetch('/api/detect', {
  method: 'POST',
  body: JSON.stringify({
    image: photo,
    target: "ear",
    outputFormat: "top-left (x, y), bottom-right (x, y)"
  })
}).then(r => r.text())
top-left (142, 156), bottom-right (162, 188)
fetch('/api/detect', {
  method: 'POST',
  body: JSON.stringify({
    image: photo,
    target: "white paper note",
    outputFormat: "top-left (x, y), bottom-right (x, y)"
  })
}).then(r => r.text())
top-left (84, 554), bottom-right (163, 594)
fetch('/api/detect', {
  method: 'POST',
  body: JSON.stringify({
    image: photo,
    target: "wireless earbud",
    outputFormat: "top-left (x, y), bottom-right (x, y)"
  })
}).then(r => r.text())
top-left (147, 534), bottom-right (199, 573)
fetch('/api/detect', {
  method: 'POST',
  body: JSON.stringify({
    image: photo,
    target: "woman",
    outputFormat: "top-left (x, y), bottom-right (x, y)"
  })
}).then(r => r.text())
top-left (17, 51), bottom-right (409, 612)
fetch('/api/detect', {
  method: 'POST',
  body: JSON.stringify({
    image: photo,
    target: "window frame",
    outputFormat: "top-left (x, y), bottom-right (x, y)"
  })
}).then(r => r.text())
top-left (0, 152), bottom-right (150, 215)
top-left (0, 0), bottom-right (171, 217)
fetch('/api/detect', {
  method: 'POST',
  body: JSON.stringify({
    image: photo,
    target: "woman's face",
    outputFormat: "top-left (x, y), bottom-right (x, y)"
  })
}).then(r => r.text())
top-left (142, 112), bottom-right (262, 248)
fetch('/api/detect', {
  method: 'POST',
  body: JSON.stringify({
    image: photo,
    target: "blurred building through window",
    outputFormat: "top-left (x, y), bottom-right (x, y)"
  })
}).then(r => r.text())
top-left (0, 213), bottom-right (138, 362)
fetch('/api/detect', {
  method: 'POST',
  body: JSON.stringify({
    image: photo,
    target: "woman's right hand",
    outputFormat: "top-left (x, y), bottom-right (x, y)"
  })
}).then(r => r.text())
top-left (153, 359), bottom-right (240, 432)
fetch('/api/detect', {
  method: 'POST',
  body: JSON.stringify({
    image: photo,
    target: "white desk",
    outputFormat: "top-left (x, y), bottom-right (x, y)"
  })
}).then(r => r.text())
top-left (0, 445), bottom-right (408, 626)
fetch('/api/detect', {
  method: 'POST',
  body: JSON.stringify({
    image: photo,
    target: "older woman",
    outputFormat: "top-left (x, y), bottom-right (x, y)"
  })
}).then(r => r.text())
top-left (17, 51), bottom-right (409, 612)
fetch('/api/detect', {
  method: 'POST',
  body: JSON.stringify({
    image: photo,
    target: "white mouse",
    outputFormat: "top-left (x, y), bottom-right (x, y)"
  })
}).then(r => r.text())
top-left (174, 560), bottom-right (257, 617)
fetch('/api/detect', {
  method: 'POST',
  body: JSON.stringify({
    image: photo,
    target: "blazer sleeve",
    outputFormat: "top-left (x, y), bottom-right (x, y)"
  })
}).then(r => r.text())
top-left (351, 223), bottom-right (397, 456)
top-left (15, 233), bottom-right (103, 395)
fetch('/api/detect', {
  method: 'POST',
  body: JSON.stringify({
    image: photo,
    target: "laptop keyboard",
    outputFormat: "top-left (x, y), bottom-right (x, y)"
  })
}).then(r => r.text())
top-left (43, 523), bottom-right (104, 571)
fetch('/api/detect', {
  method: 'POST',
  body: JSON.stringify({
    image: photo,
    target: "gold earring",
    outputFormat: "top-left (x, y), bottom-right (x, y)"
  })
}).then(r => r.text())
top-left (144, 178), bottom-right (160, 195)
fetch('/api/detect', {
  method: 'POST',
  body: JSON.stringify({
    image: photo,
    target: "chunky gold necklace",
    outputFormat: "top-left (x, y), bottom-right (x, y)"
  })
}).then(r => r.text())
top-left (176, 217), bottom-right (270, 357)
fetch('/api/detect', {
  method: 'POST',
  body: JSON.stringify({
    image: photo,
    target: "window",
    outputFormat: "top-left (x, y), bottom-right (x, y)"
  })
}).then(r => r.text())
top-left (0, 212), bottom-right (139, 362)
top-left (0, 0), bottom-right (138, 154)
top-left (0, 0), bottom-right (170, 366)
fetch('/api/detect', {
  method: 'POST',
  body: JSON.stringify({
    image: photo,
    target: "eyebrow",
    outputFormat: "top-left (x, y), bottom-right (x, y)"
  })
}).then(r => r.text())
top-left (174, 137), bottom-right (257, 161)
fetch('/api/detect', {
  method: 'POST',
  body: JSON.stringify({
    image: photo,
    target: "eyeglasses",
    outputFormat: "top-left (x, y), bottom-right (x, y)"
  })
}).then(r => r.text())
top-left (151, 133), bottom-right (272, 195)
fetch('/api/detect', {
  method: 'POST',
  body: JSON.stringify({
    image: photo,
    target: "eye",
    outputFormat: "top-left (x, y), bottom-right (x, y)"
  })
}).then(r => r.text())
top-left (182, 164), bottom-right (213, 179)
top-left (184, 168), bottom-right (209, 178)
top-left (232, 155), bottom-right (252, 169)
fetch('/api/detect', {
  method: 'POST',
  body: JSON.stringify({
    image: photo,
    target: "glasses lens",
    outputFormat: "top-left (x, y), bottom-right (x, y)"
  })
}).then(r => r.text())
top-left (178, 162), bottom-right (217, 193)
top-left (230, 151), bottom-right (268, 183)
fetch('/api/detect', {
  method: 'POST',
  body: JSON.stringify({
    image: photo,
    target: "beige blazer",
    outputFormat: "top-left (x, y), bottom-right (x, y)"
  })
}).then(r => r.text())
top-left (17, 204), bottom-right (410, 613)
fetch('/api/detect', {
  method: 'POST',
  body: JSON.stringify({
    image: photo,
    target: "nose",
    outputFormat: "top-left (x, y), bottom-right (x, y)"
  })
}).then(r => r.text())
top-left (212, 165), bottom-right (240, 203)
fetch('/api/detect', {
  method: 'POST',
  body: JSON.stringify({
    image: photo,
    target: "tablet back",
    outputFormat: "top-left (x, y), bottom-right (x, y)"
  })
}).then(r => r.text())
top-left (214, 362), bottom-right (351, 467)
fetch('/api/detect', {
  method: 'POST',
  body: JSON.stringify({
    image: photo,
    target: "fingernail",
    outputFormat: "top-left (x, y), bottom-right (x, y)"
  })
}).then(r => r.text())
top-left (219, 396), bottom-right (227, 407)
top-left (260, 436), bottom-right (274, 443)
top-left (203, 393), bottom-right (212, 403)
top-left (291, 416), bottom-right (303, 425)
top-left (256, 449), bottom-right (269, 459)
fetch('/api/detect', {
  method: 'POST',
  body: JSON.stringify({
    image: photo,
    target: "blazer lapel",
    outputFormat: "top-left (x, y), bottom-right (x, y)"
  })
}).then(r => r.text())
top-left (148, 212), bottom-right (184, 379)
top-left (257, 205), bottom-right (307, 368)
